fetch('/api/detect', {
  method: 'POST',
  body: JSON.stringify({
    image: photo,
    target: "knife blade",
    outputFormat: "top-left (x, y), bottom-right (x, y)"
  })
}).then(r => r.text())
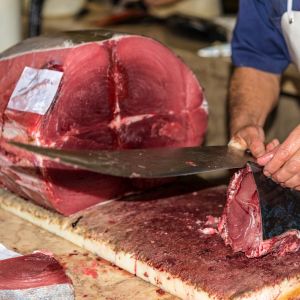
top-left (9, 142), bottom-right (255, 178)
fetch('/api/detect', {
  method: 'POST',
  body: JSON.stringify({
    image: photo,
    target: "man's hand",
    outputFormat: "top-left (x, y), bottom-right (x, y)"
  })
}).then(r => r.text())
top-left (257, 125), bottom-right (300, 190)
top-left (229, 125), bottom-right (266, 158)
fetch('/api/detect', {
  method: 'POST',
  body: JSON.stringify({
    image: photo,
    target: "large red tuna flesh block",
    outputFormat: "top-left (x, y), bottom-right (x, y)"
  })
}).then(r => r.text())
top-left (218, 163), bottom-right (300, 258)
top-left (0, 31), bottom-right (208, 215)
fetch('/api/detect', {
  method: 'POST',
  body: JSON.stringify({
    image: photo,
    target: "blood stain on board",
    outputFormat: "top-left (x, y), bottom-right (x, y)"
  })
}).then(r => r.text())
top-left (156, 288), bottom-right (166, 296)
top-left (83, 267), bottom-right (98, 279)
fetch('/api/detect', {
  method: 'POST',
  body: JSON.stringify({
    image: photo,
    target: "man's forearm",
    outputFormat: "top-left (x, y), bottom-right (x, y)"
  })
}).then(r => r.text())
top-left (229, 67), bottom-right (281, 136)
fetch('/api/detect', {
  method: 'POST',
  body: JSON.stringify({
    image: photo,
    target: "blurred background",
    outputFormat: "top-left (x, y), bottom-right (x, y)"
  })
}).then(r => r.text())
top-left (0, 0), bottom-right (299, 174)
top-left (2, 0), bottom-right (239, 50)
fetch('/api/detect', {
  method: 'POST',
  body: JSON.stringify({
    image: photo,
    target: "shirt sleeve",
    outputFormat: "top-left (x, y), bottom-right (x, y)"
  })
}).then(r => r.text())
top-left (232, 0), bottom-right (290, 74)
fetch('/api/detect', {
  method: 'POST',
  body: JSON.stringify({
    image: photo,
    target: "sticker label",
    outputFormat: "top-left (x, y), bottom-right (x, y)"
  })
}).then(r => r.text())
top-left (7, 66), bottom-right (63, 115)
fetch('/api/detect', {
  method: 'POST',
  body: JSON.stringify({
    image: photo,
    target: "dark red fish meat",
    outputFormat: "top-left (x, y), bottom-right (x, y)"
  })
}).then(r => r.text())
top-left (219, 163), bottom-right (300, 258)
top-left (0, 30), bottom-right (208, 215)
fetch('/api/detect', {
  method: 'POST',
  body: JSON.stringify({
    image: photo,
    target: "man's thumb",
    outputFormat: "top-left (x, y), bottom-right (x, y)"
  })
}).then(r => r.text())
top-left (228, 137), bottom-right (248, 151)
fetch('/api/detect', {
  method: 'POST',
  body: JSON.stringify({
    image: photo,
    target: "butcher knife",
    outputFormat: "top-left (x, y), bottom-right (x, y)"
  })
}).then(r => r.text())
top-left (9, 142), bottom-right (255, 178)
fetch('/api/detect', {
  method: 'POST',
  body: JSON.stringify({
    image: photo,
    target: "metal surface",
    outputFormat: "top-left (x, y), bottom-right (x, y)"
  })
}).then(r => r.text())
top-left (10, 142), bottom-right (254, 178)
top-left (249, 162), bottom-right (300, 240)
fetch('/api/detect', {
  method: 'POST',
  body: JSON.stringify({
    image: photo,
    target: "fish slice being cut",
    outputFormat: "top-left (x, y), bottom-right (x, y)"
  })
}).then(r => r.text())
top-left (219, 163), bottom-right (300, 258)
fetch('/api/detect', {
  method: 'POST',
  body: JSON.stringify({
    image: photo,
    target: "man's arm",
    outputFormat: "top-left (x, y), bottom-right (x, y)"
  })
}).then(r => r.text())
top-left (228, 1), bottom-right (300, 189)
top-left (229, 67), bottom-right (300, 190)
top-left (229, 67), bottom-right (281, 157)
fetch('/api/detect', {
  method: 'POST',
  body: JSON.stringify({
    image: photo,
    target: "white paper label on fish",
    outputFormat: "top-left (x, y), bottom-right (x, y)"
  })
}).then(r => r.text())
top-left (7, 66), bottom-right (63, 115)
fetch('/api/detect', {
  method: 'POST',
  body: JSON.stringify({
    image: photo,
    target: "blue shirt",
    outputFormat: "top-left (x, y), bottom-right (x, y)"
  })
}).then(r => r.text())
top-left (232, 0), bottom-right (300, 74)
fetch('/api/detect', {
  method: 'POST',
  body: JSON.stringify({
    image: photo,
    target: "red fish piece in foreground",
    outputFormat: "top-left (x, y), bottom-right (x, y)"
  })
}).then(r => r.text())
top-left (0, 251), bottom-right (74, 299)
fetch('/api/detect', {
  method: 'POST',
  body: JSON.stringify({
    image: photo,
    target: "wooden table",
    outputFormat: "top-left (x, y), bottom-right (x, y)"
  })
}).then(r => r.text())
top-left (0, 207), bottom-right (177, 300)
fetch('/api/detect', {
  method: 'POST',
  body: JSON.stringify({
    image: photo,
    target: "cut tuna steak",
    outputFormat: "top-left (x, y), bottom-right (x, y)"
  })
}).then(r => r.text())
top-left (0, 30), bottom-right (208, 215)
top-left (218, 163), bottom-right (300, 258)
top-left (0, 251), bottom-right (74, 299)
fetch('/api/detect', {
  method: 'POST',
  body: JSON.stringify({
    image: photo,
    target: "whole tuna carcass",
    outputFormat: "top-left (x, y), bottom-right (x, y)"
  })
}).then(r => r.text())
top-left (0, 30), bottom-right (208, 215)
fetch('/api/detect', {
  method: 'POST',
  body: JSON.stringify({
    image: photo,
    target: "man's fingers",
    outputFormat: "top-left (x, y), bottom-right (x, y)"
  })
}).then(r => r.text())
top-left (264, 146), bottom-right (293, 177)
top-left (257, 141), bottom-right (280, 166)
top-left (241, 126), bottom-right (265, 157)
top-left (239, 128), bottom-right (265, 157)
top-left (271, 162), bottom-right (295, 185)
top-left (264, 125), bottom-right (300, 176)
top-left (228, 135), bottom-right (265, 157)
top-left (257, 147), bottom-right (277, 166)
top-left (269, 150), bottom-right (300, 188)
top-left (284, 174), bottom-right (300, 189)
top-left (243, 135), bottom-right (266, 157)
top-left (229, 125), bottom-right (265, 158)
top-left (266, 139), bottom-right (280, 152)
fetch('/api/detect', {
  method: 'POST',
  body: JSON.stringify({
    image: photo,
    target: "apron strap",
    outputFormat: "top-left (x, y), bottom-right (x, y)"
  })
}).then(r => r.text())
top-left (288, 0), bottom-right (294, 24)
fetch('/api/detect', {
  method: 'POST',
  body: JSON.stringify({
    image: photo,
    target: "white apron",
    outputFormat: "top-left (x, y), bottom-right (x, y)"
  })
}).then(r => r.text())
top-left (281, 0), bottom-right (300, 70)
